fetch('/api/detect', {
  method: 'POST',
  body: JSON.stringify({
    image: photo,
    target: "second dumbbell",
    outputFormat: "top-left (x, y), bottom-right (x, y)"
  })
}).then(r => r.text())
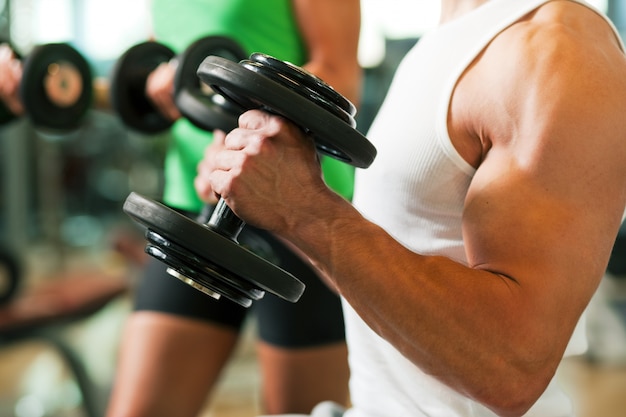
top-left (0, 41), bottom-right (93, 132)
top-left (109, 35), bottom-right (247, 134)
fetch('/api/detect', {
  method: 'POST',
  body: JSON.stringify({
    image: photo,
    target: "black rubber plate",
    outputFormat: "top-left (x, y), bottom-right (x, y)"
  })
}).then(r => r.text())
top-left (20, 43), bottom-right (93, 131)
top-left (174, 35), bottom-right (247, 132)
top-left (197, 55), bottom-right (377, 168)
top-left (145, 230), bottom-right (264, 307)
top-left (123, 192), bottom-right (305, 303)
top-left (110, 41), bottom-right (175, 134)
top-left (0, 102), bottom-right (17, 126)
top-left (0, 246), bottom-right (21, 306)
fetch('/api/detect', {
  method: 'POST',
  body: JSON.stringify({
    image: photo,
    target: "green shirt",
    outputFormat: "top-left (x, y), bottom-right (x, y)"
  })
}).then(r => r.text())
top-left (152, 0), bottom-right (355, 212)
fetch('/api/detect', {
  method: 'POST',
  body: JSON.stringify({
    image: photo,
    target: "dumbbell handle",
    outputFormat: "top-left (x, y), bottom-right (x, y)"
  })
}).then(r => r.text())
top-left (198, 199), bottom-right (245, 242)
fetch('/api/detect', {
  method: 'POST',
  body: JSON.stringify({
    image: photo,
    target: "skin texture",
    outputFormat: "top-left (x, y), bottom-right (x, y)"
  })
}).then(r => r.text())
top-left (198, 1), bottom-right (626, 416)
top-left (0, 43), bottom-right (24, 115)
top-left (106, 1), bottom-right (360, 416)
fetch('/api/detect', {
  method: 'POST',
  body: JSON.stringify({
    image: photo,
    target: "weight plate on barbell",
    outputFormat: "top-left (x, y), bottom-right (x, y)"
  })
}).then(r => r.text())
top-left (174, 36), bottom-right (247, 133)
top-left (0, 245), bottom-right (21, 306)
top-left (242, 53), bottom-right (356, 125)
top-left (197, 55), bottom-right (376, 168)
top-left (110, 41), bottom-right (175, 134)
top-left (145, 230), bottom-right (265, 307)
top-left (123, 192), bottom-right (305, 304)
top-left (0, 102), bottom-right (17, 127)
top-left (20, 43), bottom-right (93, 131)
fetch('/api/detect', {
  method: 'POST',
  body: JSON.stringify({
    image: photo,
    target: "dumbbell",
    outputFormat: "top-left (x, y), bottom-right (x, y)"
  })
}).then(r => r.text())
top-left (109, 35), bottom-right (247, 134)
top-left (0, 41), bottom-right (93, 131)
top-left (123, 53), bottom-right (377, 307)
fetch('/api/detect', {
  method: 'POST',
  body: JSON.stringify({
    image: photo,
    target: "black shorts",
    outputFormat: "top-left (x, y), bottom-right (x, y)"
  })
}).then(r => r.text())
top-left (134, 208), bottom-right (345, 348)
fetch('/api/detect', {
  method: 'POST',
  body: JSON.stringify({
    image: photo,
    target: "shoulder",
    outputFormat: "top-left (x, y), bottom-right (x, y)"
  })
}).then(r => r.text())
top-left (468, 1), bottom-right (626, 144)
top-left (489, 1), bottom-right (625, 91)
top-left (456, 1), bottom-right (625, 94)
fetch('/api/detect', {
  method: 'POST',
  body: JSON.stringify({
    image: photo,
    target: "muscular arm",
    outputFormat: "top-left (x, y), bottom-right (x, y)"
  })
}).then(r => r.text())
top-left (292, 0), bottom-right (362, 105)
top-left (210, 3), bottom-right (626, 417)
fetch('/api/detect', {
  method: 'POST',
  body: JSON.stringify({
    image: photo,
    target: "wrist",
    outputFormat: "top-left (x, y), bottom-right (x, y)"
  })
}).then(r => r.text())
top-left (282, 189), bottom-right (356, 263)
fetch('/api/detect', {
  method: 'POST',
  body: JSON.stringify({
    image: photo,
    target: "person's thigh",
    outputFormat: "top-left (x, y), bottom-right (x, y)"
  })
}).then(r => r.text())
top-left (108, 218), bottom-right (252, 417)
top-left (257, 342), bottom-right (350, 414)
top-left (134, 239), bottom-right (249, 328)
top-left (106, 311), bottom-right (241, 417)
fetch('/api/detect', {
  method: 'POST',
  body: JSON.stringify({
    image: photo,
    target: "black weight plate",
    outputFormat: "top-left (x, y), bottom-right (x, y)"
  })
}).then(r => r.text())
top-left (250, 53), bottom-right (356, 117)
top-left (123, 192), bottom-right (305, 303)
top-left (174, 35), bottom-right (247, 132)
top-left (146, 229), bottom-right (265, 300)
top-left (20, 43), bottom-right (93, 131)
top-left (145, 231), bottom-right (264, 307)
top-left (0, 102), bottom-right (17, 126)
top-left (241, 60), bottom-right (356, 128)
top-left (110, 41), bottom-right (175, 134)
top-left (175, 89), bottom-right (240, 132)
top-left (197, 56), bottom-right (377, 168)
top-left (0, 245), bottom-right (21, 306)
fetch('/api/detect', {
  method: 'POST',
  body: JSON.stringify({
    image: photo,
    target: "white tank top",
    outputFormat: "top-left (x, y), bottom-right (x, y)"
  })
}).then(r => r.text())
top-left (347, 1), bottom-right (622, 416)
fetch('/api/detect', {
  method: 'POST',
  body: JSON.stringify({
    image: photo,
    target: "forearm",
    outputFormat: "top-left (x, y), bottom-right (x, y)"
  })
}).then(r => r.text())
top-left (280, 191), bottom-right (566, 416)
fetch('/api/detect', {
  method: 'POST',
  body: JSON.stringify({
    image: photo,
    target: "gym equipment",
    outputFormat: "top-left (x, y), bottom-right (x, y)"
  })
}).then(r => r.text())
top-left (21, 43), bottom-right (93, 131)
top-left (109, 41), bottom-right (175, 133)
top-left (0, 42), bottom-right (92, 131)
top-left (0, 98), bottom-right (16, 126)
top-left (110, 36), bottom-right (247, 134)
top-left (0, 245), bottom-right (21, 306)
top-left (0, 100), bottom-right (16, 126)
top-left (202, 53), bottom-right (373, 167)
top-left (174, 36), bottom-right (246, 132)
top-left (123, 53), bottom-right (377, 307)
